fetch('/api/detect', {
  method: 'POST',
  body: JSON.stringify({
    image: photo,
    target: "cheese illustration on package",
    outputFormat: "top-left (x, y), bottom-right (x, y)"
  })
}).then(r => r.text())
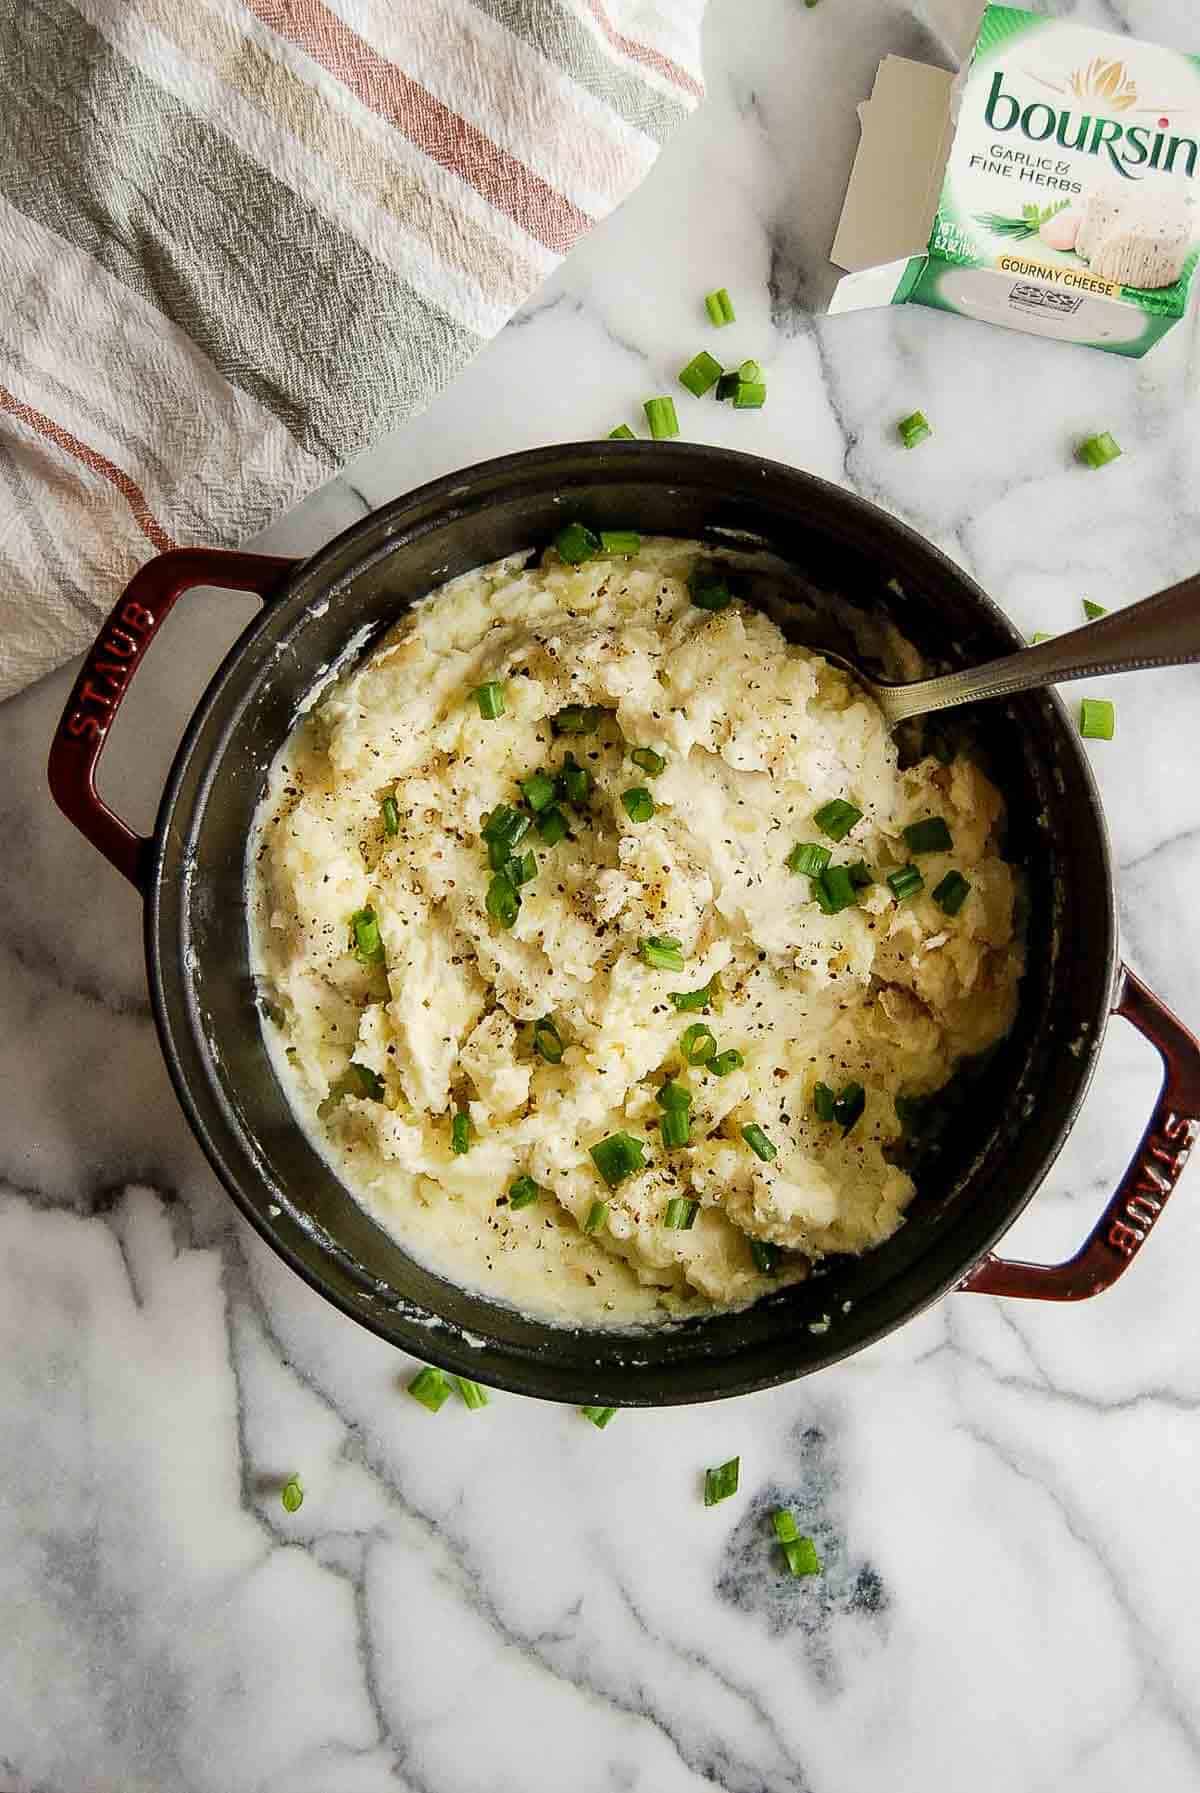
top-left (831, 5), bottom-right (1200, 357)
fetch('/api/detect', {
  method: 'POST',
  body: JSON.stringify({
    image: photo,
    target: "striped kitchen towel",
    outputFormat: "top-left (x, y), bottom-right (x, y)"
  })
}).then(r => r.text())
top-left (0, 0), bottom-right (707, 700)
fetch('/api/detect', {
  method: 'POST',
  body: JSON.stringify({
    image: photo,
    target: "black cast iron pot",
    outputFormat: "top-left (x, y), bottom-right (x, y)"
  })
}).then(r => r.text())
top-left (48, 443), bottom-right (1200, 1404)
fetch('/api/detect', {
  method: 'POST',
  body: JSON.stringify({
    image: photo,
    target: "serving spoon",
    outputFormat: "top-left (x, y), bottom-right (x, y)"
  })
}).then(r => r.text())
top-left (824, 574), bottom-right (1200, 725)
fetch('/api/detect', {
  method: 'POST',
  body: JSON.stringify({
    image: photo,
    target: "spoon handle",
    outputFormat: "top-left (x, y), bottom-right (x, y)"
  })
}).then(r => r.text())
top-left (879, 573), bottom-right (1200, 724)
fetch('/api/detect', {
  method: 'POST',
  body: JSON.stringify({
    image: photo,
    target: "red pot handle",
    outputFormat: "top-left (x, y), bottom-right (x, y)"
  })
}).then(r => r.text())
top-left (959, 965), bottom-right (1200, 1300)
top-left (48, 546), bottom-right (300, 891)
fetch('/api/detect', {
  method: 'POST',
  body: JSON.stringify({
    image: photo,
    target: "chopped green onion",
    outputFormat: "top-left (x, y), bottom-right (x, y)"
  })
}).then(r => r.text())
top-left (887, 864), bottom-right (924, 902)
top-left (669, 979), bottom-right (716, 1013)
top-left (903, 816), bottom-right (953, 855)
top-left (932, 870), bottom-right (971, 916)
top-left (659, 1106), bottom-right (690, 1148)
top-left (640, 935), bottom-right (685, 972)
top-left (474, 681), bottom-right (506, 719)
top-left (584, 1198), bottom-right (609, 1234)
top-left (689, 565), bottom-right (732, 611)
top-left (451, 1107), bottom-right (471, 1154)
top-left (381, 795), bottom-right (400, 836)
top-left (408, 1366), bottom-right (451, 1412)
top-left (664, 1196), bottom-right (699, 1230)
top-left (350, 906), bottom-right (385, 964)
top-left (783, 1536), bottom-right (822, 1577)
top-left (318, 1060), bottom-right (385, 1117)
top-left (707, 1049), bottom-right (744, 1077)
top-left (741, 1123), bottom-right (777, 1162)
top-left (536, 805), bottom-right (570, 846)
top-left (704, 1457), bottom-right (740, 1506)
top-left (1083, 598), bottom-right (1107, 620)
top-left (552, 703), bottom-right (603, 735)
top-left (1078, 431), bottom-right (1121, 469)
top-left (705, 287), bottom-right (736, 326)
top-left (847, 860), bottom-right (874, 888)
top-left (509, 850), bottom-right (537, 886)
top-left (834, 1081), bottom-right (865, 1134)
top-left (590, 1131), bottom-right (646, 1188)
top-left (814, 799), bottom-right (862, 842)
top-left (749, 1238), bottom-right (779, 1274)
top-left (732, 380), bottom-right (766, 409)
top-left (738, 359), bottom-right (762, 383)
top-left (1030, 631), bottom-right (1055, 645)
top-left (1080, 697), bottom-right (1115, 740)
top-left (679, 350), bottom-right (724, 397)
top-left (482, 805), bottom-right (531, 852)
top-left (581, 1405), bottom-right (618, 1428)
top-left (631, 745), bottom-right (667, 777)
top-left (508, 1176), bottom-right (541, 1210)
top-left (555, 521), bottom-right (601, 565)
top-left (644, 396), bottom-right (680, 439)
top-left (520, 770), bottom-right (556, 812)
top-left (814, 864), bottom-right (857, 915)
top-left (773, 1507), bottom-right (799, 1544)
top-left (813, 1082), bottom-right (836, 1123)
top-left (599, 529), bottom-right (642, 556)
top-left (558, 753), bottom-right (593, 804)
top-left (532, 1015), bottom-right (564, 1064)
top-left (621, 786), bottom-right (655, 823)
top-left (787, 841), bottom-right (831, 877)
top-left (453, 1377), bottom-right (489, 1411)
top-left (281, 1475), bottom-right (304, 1513)
top-left (486, 871), bottom-right (521, 928)
top-left (608, 424), bottom-right (635, 440)
top-left (680, 1022), bottom-right (717, 1065)
top-left (714, 371), bottom-right (740, 402)
top-left (898, 410), bottom-right (932, 449)
top-left (657, 1079), bottom-right (693, 1113)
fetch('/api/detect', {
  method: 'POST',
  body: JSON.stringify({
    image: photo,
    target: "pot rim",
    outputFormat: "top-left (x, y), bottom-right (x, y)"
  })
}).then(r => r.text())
top-left (143, 441), bottom-right (1119, 1401)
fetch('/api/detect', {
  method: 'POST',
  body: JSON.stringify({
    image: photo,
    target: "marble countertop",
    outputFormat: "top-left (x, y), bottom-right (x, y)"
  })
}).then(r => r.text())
top-left (5, 2), bottom-right (1200, 1788)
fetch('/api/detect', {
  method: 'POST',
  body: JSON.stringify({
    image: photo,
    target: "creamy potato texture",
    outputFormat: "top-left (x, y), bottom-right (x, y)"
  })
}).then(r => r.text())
top-left (250, 538), bottom-right (1022, 1325)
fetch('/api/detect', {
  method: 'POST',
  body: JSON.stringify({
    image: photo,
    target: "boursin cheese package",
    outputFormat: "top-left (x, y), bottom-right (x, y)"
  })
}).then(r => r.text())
top-left (830, 5), bottom-right (1200, 356)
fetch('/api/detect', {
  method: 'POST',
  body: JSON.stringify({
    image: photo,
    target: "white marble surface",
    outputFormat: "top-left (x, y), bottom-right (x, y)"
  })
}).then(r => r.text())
top-left (5, 2), bottom-right (1200, 1788)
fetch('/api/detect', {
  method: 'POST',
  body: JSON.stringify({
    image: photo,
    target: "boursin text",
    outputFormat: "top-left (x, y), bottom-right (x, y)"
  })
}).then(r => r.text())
top-left (62, 599), bottom-right (157, 743)
top-left (984, 67), bottom-right (1200, 181)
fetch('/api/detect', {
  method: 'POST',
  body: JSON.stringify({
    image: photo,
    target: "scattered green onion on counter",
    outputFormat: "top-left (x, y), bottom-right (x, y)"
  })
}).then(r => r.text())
top-left (733, 380), bottom-right (767, 409)
top-left (281, 1475), bottom-right (304, 1513)
top-left (1078, 431), bottom-right (1121, 469)
top-left (584, 1198), bottom-right (610, 1234)
top-left (773, 1507), bottom-right (798, 1543)
top-left (680, 1022), bottom-right (717, 1065)
top-left (350, 906), bottom-right (385, 964)
top-left (608, 424), bottom-right (636, 440)
top-left (814, 799), bottom-right (862, 842)
top-left (1030, 631), bottom-right (1055, 645)
top-left (454, 1377), bottom-right (489, 1410)
top-left (640, 935), bottom-right (685, 972)
top-left (783, 1536), bottom-right (822, 1577)
top-left (644, 396), bottom-right (680, 439)
top-left (787, 841), bottom-right (831, 877)
top-left (903, 816), bottom-right (953, 854)
top-left (932, 870), bottom-right (971, 916)
top-left (408, 1366), bottom-right (452, 1412)
top-left (741, 1122), bottom-right (777, 1162)
top-left (474, 681), bottom-right (506, 719)
top-left (582, 1405), bottom-right (618, 1428)
top-left (599, 530), bottom-right (642, 556)
top-left (1080, 697), bottom-right (1116, 740)
top-left (631, 745), bottom-right (667, 777)
top-left (898, 410), bottom-right (933, 449)
top-left (590, 1131), bottom-right (646, 1188)
top-left (705, 287), bottom-right (736, 326)
top-left (887, 864), bottom-right (924, 901)
top-left (679, 350), bottom-right (724, 397)
top-left (707, 1048), bottom-right (744, 1077)
top-left (664, 1196), bottom-right (700, 1230)
top-left (715, 371), bottom-right (740, 401)
top-left (704, 1457), bottom-right (740, 1506)
top-left (533, 1016), bottom-right (565, 1064)
top-left (1083, 598), bottom-right (1107, 620)
top-left (749, 1238), bottom-right (779, 1274)
top-left (555, 521), bottom-right (601, 565)
top-left (622, 786), bottom-right (655, 823)
top-left (508, 1176), bottom-right (542, 1210)
top-left (381, 795), bottom-right (399, 836)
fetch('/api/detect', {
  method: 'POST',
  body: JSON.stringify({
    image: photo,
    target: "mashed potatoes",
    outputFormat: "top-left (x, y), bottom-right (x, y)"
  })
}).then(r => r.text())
top-left (249, 537), bottom-right (1022, 1325)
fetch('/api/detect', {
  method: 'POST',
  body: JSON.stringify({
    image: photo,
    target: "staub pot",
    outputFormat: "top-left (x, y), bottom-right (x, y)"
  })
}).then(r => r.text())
top-left (49, 443), bottom-right (1200, 1404)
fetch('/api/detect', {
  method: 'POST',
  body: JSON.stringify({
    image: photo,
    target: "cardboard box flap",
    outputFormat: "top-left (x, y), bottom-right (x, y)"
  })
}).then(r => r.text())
top-left (830, 57), bottom-right (955, 274)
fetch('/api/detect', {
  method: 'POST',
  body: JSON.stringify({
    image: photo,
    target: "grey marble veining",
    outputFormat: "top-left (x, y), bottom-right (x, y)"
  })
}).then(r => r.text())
top-left (4, 2), bottom-right (1200, 1789)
